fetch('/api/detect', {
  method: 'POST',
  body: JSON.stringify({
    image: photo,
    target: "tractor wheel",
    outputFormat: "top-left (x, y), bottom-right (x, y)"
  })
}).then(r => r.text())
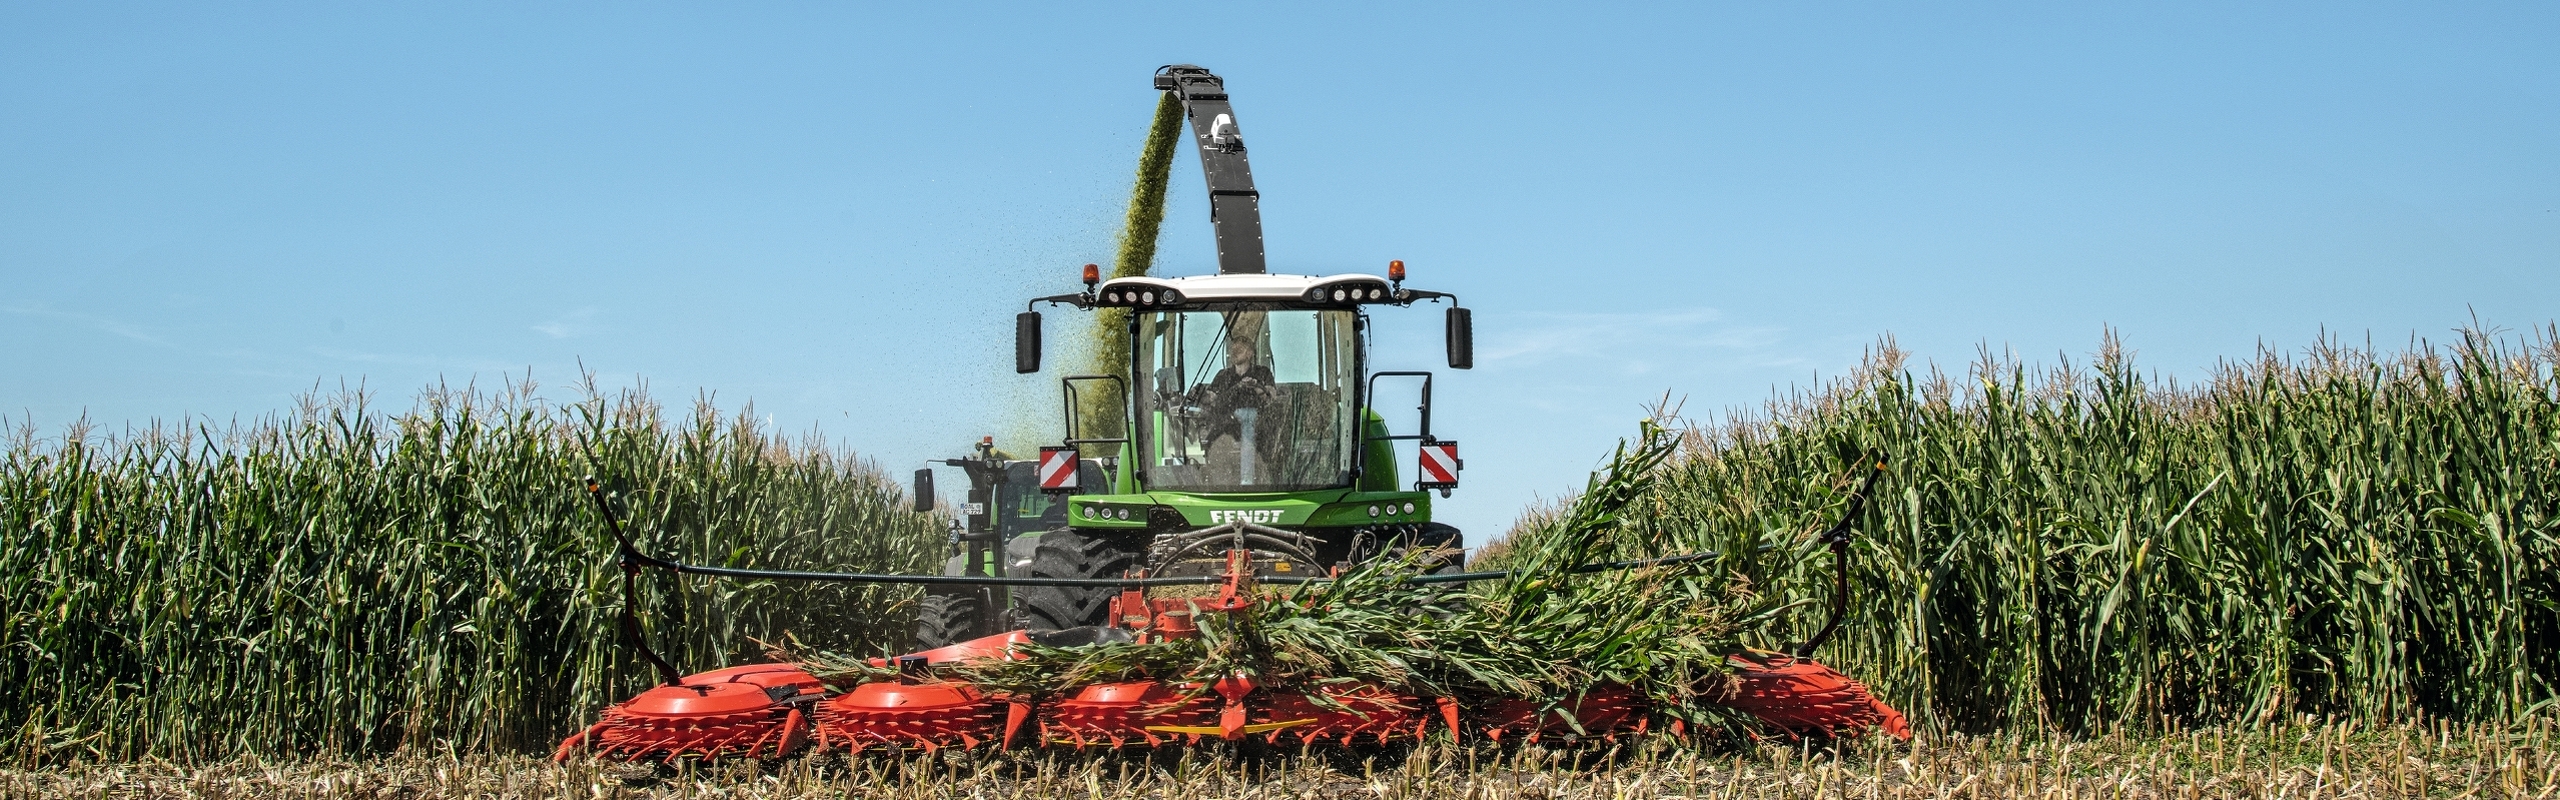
top-left (912, 592), bottom-right (981, 651)
top-left (1016, 527), bottom-right (1147, 631)
top-left (1399, 523), bottom-right (1468, 618)
top-left (1402, 522), bottom-right (1466, 573)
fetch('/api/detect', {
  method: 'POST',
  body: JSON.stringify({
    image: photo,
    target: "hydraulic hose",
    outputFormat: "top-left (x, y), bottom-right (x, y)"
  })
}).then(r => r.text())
top-left (1791, 454), bottom-right (1889, 658)
top-left (586, 471), bottom-right (1721, 589)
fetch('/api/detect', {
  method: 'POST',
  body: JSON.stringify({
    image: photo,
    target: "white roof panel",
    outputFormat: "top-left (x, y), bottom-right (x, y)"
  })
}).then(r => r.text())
top-left (1098, 273), bottom-right (1387, 302)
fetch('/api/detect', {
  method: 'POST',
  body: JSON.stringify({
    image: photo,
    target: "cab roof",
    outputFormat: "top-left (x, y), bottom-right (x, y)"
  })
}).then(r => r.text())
top-left (1078, 272), bottom-right (1438, 311)
top-left (1104, 273), bottom-right (1384, 302)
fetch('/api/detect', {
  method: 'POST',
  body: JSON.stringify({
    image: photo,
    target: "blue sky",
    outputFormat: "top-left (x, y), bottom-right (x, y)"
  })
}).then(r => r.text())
top-left (5, 2), bottom-right (2554, 540)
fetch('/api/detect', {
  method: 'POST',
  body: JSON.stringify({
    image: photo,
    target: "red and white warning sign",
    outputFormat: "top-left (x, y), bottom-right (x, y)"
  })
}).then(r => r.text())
top-left (1036, 446), bottom-right (1080, 492)
top-left (1417, 441), bottom-right (1461, 488)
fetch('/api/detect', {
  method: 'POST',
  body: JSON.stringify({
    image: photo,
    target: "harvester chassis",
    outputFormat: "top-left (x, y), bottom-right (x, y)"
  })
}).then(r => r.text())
top-left (552, 62), bottom-right (1911, 763)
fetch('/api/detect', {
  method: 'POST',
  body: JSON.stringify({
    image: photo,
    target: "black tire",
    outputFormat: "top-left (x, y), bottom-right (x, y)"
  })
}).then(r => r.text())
top-left (1015, 527), bottom-right (1148, 631)
top-left (1403, 522), bottom-right (1466, 573)
top-left (1399, 523), bottom-right (1468, 618)
top-left (912, 592), bottom-right (981, 651)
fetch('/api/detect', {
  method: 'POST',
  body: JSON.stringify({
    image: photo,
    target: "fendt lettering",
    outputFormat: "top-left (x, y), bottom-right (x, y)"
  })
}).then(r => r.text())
top-left (1208, 509), bottom-right (1285, 524)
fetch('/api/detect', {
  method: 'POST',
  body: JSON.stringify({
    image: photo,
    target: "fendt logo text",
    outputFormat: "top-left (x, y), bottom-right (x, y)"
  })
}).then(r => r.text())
top-left (1208, 509), bottom-right (1285, 524)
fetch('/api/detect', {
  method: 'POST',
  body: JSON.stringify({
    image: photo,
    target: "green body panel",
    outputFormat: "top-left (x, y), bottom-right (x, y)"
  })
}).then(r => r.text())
top-left (1065, 407), bottom-right (1431, 532)
top-left (1064, 488), bottom-right (1432, 530)
top-left (1358, 409), bottom-right (1398, 492)
top-left (1114, 440), bottom-right (1139, 495)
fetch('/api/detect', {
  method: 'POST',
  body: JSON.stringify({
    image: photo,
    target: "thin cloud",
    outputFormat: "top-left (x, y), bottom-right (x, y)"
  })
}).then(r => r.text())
top-left (533, 307), bottom-right (600, 339)
top-left (1479, 309), bottom-right (1788, 375)
top-left (5, 305), bottom-right (170, 346)
top-left (299, 346), bottom-right (523, 374)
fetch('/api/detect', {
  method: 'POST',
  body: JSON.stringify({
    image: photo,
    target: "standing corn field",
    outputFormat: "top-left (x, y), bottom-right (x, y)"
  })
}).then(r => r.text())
top-left (1, 381), bottom-right (944, 763)
top-left (8, 328), bottom-right (2556, 765)
top-left (1630, 328), bottom-right (2560, 732)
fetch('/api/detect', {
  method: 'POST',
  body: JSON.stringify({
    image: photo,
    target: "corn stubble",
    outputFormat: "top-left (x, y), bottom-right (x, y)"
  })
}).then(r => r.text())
top-left (9, 719), bottom-right (2554, 799)
top-left (1, 383), bottom-right (943, 763)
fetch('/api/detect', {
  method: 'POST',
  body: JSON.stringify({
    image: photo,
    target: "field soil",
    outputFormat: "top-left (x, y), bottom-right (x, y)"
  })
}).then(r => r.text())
top-left (9, 720), bottom-right (2555, 799)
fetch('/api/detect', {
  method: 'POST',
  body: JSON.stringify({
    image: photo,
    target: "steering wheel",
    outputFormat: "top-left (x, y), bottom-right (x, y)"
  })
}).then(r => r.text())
top-left (1153, 386), bottom-right (1208, 440)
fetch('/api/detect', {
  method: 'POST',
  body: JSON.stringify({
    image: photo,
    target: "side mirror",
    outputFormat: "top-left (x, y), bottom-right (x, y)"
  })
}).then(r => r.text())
top-left (1445, 306), bottom-right (1473, 370)
top-left (1015, 311), bottom-right (1043, 374)
top-left (911, 468), bottom-right (936, 512)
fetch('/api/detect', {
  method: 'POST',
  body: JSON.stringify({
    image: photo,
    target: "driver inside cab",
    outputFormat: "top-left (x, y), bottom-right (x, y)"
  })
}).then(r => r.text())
top-left (1194, 329), bottom-right (1277, 462)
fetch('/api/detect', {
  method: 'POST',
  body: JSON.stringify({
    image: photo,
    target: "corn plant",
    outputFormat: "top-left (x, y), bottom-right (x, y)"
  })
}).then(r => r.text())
top-left (1643, 327), bottom-right (2560, 731)
top-left (1, 382), bottom-right (943, 763)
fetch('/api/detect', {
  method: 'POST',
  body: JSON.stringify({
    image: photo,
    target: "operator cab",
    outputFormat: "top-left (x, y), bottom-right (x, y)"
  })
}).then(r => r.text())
top-left (1013, 269), bottom-right (1464, 489)
top-left (1018, 263), bottom-right (1470, 511)
top-left (1096, 273), bottom-right (1394, 492)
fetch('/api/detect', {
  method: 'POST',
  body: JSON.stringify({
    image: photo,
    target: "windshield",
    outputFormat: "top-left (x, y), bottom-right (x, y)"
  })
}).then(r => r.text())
top-left (999, 461), bottom-right (1067, 537)
top-left (1137, 306), bottom-right (1357, 492)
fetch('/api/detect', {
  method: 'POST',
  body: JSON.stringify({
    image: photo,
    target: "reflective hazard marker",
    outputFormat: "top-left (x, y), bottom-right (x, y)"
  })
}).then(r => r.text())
top-left (1037, 446), bottom-right (1080, 493)
top-left (1417, 441), bottom-right (1460, 489)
